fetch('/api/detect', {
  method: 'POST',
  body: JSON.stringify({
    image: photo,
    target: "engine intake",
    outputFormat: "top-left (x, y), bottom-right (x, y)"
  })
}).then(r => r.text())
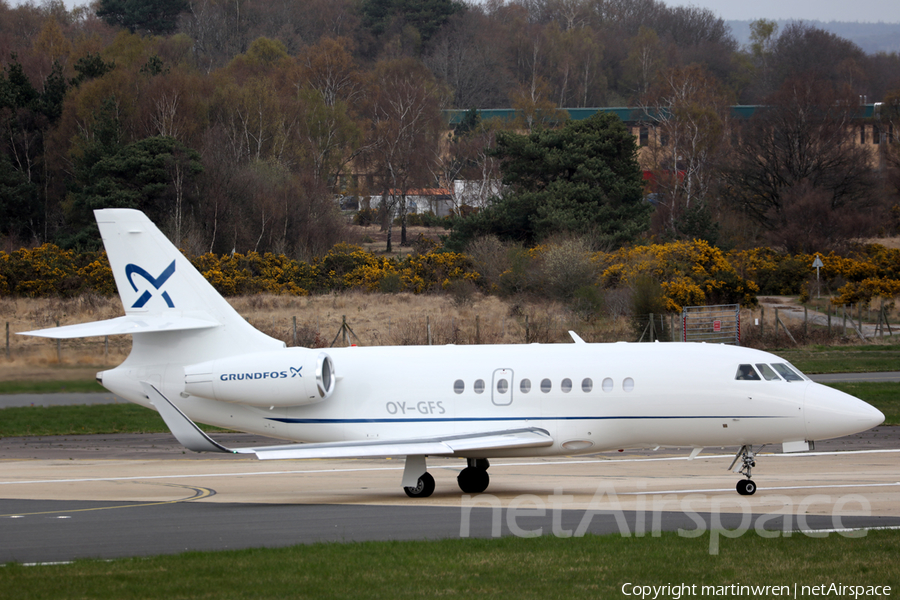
top-left (184, 349), bottom-right (335, 407)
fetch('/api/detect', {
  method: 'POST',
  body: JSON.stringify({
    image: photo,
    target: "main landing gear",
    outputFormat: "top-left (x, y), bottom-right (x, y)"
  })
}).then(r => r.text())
top-left (403, 455), bottom-right (436, 498)
top-left (402, 457), bottom-right (491, 497)
top-left (457, 458), bottom-right (490, 494)
top-left (729, 445), bottom-right (758, 496)
top-left (403, 472), bottom-right (436, 498)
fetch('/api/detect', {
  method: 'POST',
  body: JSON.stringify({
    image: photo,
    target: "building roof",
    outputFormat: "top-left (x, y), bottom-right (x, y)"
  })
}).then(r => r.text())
top-left (444, 105), bottom-right (880, 125)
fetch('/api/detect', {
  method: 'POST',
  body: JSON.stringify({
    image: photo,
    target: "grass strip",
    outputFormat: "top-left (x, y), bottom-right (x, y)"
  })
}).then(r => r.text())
top-left (0, 380), bottom-right (107, 394)
top-left (826, 382), bottom-right (900, 425)
top-left (778, 345), bottom-right (900, 374)
top-left (0, 404), bottom-right (225, 436)
top-left (1, 530), bottom-right (899, 599)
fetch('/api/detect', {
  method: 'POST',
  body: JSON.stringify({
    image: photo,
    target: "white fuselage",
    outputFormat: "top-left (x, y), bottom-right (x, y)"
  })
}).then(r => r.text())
top-left (99, 341), bottom-right (882, 458)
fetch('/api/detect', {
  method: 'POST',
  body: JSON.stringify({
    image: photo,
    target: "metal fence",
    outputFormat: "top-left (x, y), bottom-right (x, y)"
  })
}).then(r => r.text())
top-left (682, 304), bottom-right (741, 345)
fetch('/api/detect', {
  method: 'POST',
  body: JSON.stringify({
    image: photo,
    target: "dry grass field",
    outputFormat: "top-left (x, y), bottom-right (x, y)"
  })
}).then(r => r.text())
top-left (0, 291), bottom-right (635, 382)
top-left (2, 286), bottom-right (895, 384)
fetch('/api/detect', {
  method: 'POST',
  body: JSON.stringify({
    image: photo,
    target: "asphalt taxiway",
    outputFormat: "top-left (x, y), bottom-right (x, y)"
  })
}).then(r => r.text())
top-left (2, 427), bottom-right (899, 564)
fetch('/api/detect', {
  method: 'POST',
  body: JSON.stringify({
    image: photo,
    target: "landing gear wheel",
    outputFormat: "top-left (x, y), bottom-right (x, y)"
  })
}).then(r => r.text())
top-left (457, 466), bottom-right (490, 493)
top-left (730, 445), bottom-right (761, 496)
top-left (736, 479), bottom-right (756, 496)
top-left (404, 472), bottom-right (435, 498)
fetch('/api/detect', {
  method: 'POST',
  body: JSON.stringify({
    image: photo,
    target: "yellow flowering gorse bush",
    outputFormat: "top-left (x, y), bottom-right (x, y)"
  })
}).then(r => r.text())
top-left (1, 240), bottom-right (897, 310)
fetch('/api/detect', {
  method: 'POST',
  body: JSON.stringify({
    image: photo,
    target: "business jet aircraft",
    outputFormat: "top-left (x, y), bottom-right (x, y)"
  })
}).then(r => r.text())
top-left (22, 209), bottom-right (884, 497)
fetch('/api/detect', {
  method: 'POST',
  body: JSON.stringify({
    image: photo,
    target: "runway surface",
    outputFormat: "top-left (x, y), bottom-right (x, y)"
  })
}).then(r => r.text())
top-left (2, 426), bottom-right (899, 564)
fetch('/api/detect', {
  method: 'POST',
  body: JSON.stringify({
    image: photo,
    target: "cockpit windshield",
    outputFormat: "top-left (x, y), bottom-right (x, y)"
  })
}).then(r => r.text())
top-left (771, 363), bottom-right (804, 382)
top-left (735, 362), bottom-right (806, 382)
top-left (735, 364), bottom-right (761, 380)
top-left (755, 363), bottom-right (781, 381)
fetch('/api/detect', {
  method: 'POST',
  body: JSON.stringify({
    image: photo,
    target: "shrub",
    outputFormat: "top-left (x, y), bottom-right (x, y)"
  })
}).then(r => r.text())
top-left (537, 237), bottom-right (598, 300)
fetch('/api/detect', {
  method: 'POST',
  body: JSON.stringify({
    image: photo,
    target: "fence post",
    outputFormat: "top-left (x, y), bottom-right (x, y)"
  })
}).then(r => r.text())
top-left (803, 306), bottom-right (808, 337)
top-left (56, 319), bottom-right (61, 363)
top-left (884, 301), bottom-right (895, 337)
top-left (649, 313), bottom-right (655, 342)
top-left (524, 315), bottom-right (529, 344)
top-left (475, 315), bottom-right (481, 345)
top-left (827, 303), bottom-right (831, 334)
top-left (858, 304), bottom-right (864, 338)
top-left (842, 305), bottom-right (847, 336)
top-left (292, 316), bottom-right (297, 346)
top-left (760, 306), bottom-right (765, 338)
top-left (426, 316), bottom-right (432, 346)
top-left (774, 308), bottom-right (779, 341)
top-left (5, 322), bottom-right (9, 360)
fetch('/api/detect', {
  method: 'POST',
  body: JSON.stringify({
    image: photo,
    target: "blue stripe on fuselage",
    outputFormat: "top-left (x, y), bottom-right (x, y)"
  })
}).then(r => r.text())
top-left (265, 415), bottom-right (785, 424)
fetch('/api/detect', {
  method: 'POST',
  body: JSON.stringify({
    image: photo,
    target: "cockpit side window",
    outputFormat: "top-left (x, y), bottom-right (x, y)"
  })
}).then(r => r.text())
top-left (735, 364), bottom-right (761, 380)
top-left (755, 363), bottom-right (781, 381)
top-left (771, 363), bottom-right (804, 382)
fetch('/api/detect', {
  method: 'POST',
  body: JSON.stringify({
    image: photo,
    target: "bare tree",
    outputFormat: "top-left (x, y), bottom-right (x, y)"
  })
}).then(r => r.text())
top-left (642, 65), bottom-right (731, 239)
top-left (726, 76), bottom-right (878, 246)
top-left (367, 58), bottom-right (446, 251)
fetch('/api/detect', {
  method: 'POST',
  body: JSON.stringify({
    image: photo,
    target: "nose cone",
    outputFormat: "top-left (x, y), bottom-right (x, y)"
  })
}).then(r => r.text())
top-left (805, 383), bottom-right (884, 441)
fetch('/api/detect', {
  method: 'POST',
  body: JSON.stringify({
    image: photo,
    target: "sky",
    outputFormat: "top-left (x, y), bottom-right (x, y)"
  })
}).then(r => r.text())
top-left (663, 0), bottom-right (900, 23)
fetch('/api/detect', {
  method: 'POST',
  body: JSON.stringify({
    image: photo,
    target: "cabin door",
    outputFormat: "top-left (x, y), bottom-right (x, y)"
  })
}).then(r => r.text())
top-left (491, 368), bottom-right (514, 406)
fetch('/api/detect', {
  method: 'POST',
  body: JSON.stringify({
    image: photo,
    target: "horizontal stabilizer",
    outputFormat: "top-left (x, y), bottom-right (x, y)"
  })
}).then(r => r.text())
top-left (142, 382), bottom-right (554, 460)
top-left (20, 315), bottom-right (220, 339)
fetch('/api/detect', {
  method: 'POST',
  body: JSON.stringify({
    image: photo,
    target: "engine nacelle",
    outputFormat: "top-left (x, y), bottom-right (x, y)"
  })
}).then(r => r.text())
top-left (183, 349), bottom-right (335, 407)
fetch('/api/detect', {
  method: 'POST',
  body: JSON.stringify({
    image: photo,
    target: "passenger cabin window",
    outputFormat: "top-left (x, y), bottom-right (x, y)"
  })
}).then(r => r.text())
top-left (520, 378), bottom-right (532, 393)
top-left (474, 379), bottom-right (485, 394)
top-left (623, 377), bottom-right (634, 392)
top-left (771, 363), bottom-right (803, 382)
top-left (735, 364), bottom-right (761, 380)
top-left (540, 378), bottom-right (552, 393)
top-left (497, 379), bottom-right (509, 394)
top-left (755, 364), bottom-right (781, 381)
top-left (453, 379), bottom-right (465, 394)
top-left (582, 378), bottom-right (593, 393)
top-left (602, 378), bottom-right (613, 392)
top-left (561, 378), bottom-right (572, 393)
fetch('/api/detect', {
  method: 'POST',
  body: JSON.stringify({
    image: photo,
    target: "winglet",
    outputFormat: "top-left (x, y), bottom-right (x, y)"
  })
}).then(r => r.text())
top-left (141, 382), bottom-right (233, 454)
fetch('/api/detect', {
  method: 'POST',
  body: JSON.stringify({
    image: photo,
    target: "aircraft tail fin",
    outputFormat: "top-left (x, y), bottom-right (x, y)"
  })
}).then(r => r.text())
top-left (21, 209), bottom-right (282, 365)
top-left (97, 209), bottom-right (282, 361)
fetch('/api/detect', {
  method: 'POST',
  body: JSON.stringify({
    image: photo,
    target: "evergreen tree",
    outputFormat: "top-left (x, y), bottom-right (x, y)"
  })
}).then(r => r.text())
top-left (448, 113), bottom-right (651, 249)
top-left (96, 0), bottom-right (189, 35)
top-left (63, 100), bottom-right (202, 250)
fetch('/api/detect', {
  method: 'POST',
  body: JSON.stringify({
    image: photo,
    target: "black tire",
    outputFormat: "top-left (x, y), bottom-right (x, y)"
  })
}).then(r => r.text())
top-left (736, 479), bottom-right (757, 496)
top-left (457, 466), bottom-right (490, 494)
top-left (404, 472), bottom-right (435, 498)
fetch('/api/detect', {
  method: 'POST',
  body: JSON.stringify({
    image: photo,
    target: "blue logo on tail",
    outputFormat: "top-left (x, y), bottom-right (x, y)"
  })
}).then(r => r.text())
top-left (125, 261), bottom-right (176, 308)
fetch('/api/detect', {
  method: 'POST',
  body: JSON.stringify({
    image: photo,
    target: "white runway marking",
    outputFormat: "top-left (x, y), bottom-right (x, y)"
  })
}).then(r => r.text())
top-left (626, 482), bottom-right (900, 495)
top-left (2, 448), bottom-right (898, 487)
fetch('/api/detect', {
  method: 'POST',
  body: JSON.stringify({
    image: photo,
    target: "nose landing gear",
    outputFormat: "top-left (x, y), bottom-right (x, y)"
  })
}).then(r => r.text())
top-left (729, 445), bottom-right (759, 496)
